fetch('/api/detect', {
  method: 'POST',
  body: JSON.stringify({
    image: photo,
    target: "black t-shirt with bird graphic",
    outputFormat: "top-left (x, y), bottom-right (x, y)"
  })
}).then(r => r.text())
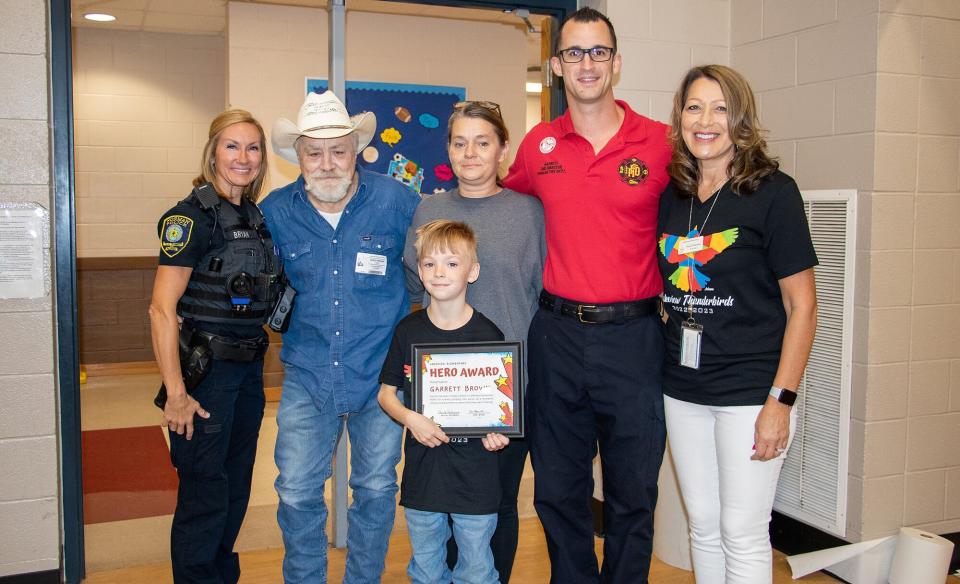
top-left (656, 171), bottom-right (818, 406)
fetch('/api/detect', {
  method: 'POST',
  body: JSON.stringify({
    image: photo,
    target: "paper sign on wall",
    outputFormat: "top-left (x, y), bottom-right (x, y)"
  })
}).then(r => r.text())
top-left (0, 203), bottom-right (50, 299)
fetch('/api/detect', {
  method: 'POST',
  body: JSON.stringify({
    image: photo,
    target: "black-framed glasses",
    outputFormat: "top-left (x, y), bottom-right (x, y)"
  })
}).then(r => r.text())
top-left (556, 46), bottom-right (615, 63)
top-left (453, 100), bottom-right (502, 118)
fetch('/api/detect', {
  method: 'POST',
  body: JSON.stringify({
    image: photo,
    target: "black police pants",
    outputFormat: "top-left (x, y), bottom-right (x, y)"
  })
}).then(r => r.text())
top-left (169, 358), bottom-right (265, 584)
top-left (527, 308), bottom-right (666, 584)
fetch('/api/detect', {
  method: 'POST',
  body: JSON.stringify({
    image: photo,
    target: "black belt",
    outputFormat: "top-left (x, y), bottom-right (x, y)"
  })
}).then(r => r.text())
top-left (538, 290), bottom-right (660, 324)
top-left (193, 330), bottom-right (269, 362)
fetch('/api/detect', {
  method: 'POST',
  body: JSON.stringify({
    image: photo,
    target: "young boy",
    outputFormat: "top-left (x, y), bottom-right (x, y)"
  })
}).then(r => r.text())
top-left (379, 220), bottom-right (510, 584)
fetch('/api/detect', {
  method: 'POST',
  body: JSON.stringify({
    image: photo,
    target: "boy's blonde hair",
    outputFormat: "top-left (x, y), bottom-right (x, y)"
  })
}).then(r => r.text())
top-left (414, 220), bottom-right (478, 262)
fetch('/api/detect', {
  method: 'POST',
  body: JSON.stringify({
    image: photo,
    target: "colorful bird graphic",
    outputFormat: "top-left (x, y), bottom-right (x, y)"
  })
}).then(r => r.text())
top-left (659, 227), bottom-right (739, 292)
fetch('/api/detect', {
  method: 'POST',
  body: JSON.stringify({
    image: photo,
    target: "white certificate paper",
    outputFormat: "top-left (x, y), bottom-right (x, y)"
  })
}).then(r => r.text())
top-left (0, 205), bottom-right (48, 299)
top-left (414, 342), bottom-right (523, 436)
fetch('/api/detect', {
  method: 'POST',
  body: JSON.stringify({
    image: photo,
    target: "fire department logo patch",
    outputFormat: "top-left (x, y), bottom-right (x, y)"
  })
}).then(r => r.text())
top-left (539, 136), bottom-right (557, 154)
top-left (618, 157), bottom-right (649, 186)
top-left (161, 214), bottom-right (194, 258)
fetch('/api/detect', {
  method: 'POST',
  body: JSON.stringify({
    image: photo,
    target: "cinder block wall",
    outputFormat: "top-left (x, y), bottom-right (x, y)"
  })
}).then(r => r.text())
top-left (599, 0), bottom-right (960, 543)
top-left (73, 28), bottom-right (226, 258)
top-left (730, 0), bottom-right (960, 541)
top-left (0, 0), bottom-right (60, 578)
top-left (226, 2), bottom-right (529, 192)
top-left (72, 28), bottom-right (229, 364)
top-left (77, 258), bottom-right (156, 364)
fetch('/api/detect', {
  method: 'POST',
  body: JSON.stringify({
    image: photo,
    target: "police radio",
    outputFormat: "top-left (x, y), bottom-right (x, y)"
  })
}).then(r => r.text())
top-left (268, 283), bottom-right (296, 333)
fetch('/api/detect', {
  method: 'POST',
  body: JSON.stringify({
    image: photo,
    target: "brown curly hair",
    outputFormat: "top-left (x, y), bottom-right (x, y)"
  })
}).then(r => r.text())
top-left (668, 65), bottom-right (778, 198)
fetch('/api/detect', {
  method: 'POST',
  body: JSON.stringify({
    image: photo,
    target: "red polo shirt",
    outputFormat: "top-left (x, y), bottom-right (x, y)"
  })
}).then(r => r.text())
top-left (504, 101), bottom-right (671, 303)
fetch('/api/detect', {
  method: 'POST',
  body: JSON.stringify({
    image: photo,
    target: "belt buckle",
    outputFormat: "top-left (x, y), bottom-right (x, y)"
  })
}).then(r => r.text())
top-left (576, 304), bottom-right (597, 324)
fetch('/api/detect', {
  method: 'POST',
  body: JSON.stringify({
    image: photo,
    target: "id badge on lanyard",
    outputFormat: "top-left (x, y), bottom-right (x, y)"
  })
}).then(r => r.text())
top-left (680, 318), bottom-right (703, 369)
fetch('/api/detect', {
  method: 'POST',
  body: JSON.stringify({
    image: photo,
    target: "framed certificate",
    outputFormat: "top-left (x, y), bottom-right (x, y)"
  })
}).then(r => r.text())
top-left (412, 341), bottom-right (524, 437)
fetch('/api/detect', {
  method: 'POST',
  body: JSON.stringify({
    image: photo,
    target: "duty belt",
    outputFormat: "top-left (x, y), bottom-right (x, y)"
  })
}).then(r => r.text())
top-left (193, 329), bottom-right (269, 362)
top-left (538, 290), bottom-right (660, 324)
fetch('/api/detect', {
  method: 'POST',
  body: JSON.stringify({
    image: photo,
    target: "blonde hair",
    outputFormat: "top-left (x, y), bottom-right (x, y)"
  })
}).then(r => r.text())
top-left (194, 109), bottom-right (268, 202)
top-left (414, 220), bottom-right (478, 262)
top-left (668, 65), bottom-right (778, 197)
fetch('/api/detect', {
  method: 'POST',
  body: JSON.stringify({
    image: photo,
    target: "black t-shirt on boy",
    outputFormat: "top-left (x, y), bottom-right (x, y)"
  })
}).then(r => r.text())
top-left (379, 308), bottom-right (504, 515)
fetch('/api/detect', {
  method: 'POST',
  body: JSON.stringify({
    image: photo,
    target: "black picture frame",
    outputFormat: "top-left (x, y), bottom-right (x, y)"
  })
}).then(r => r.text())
top-left (412, 341), bottom-right (524, 437)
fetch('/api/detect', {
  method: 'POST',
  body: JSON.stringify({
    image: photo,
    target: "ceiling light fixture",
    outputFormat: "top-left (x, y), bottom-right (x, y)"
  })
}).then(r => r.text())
top-left (84, 13), bottom-right (116, 22)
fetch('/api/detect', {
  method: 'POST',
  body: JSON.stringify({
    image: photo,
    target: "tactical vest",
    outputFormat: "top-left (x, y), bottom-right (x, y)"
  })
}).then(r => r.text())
top-left (177, 183), bottom-right (281, 326)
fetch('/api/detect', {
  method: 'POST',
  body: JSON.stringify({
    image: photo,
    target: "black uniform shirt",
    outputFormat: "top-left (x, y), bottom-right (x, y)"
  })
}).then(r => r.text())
top-left (157, 195), bottom-right (263, 339)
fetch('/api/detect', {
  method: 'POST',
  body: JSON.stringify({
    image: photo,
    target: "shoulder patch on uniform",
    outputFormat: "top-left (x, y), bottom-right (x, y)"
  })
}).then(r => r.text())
top-left (160, 214), bottom-right (194, 258)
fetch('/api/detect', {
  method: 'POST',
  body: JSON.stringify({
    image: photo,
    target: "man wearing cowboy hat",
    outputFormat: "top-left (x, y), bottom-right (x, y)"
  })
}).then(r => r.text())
top-left (260, 90), bottom-right (419, 583)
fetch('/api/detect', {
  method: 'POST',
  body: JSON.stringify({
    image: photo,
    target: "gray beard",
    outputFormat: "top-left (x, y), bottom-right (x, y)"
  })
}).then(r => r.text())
top-left (304, 173), bottom-right (353, 204)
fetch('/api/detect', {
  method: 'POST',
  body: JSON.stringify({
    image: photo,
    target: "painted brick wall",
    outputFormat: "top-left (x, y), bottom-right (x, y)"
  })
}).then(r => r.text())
top-left (600, 0), bottom-right (960, 543)
top-left (73, 28), bottom-right (225, 258)
top-left (0, 0), bottom-right (60, 578)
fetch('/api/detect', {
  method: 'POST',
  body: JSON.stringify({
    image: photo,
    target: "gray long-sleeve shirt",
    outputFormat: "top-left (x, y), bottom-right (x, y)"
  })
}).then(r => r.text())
top-left (402, 187), bottom-right (546, 344)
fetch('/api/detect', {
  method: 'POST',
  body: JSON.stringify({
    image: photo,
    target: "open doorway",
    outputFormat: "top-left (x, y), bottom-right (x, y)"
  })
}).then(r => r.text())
top-left (63, 0), bottom-right (570, 579)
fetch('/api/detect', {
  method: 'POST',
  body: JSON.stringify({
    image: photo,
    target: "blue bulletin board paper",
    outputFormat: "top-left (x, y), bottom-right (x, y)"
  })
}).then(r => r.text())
top-left (306, 79), bottom-right (466, 195)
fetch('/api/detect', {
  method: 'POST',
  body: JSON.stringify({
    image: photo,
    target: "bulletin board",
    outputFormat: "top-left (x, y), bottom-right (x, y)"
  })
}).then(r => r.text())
top-left (306, 79), bottom-right (466, 196)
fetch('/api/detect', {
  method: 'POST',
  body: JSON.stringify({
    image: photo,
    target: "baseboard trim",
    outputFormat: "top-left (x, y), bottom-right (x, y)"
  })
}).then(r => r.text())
top-left (265, 385), bottom-right (282, 402)
top-left (82, 362), bottom-right (282, 402)
top-left (591, 496), bottom-right (604, 537)
top-left (769, 511), bottom-right (848, 556)
top-left (0, 570), bottom-right (60, 584)
top-left (83, 361), bottom-right (158, 377)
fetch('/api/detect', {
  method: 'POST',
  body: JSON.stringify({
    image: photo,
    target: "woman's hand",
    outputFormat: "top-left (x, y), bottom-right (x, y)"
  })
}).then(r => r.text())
top-left (482, 433), bottom-right (510, 452)
top-left (404, 412), bottom-right (450, 448)
top-left (752, 398), bottom-right (791, 461)
top-left (163, 392), bottom-right (209, 440)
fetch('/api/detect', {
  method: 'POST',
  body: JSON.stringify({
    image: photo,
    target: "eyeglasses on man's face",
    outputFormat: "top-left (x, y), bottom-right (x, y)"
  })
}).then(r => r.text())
top-left (555, 46), bottom-right (615, 63)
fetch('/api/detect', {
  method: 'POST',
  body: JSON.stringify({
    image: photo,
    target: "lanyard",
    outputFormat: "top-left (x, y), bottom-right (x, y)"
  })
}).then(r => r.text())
top-left (684, 179), bottom-right (727, 322)
top-left (687, 179), bottom-right (726, 235)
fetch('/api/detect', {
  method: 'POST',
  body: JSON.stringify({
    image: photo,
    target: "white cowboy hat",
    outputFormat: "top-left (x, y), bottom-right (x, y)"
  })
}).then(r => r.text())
top-left (272, 90), bottom-right (376, 164)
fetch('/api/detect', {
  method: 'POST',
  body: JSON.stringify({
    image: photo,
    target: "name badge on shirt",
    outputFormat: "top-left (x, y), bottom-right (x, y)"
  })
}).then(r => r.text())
top-left (677, 236), bottom-right (705, 255)
top-left (356, 252), bottom-right (387, 276)
top-left (680, 321), bottom-right (703, 369)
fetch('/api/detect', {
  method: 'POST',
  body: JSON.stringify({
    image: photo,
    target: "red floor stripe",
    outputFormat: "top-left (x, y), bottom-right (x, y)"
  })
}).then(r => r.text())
top-left (81, 426), bottom-right (179, 524)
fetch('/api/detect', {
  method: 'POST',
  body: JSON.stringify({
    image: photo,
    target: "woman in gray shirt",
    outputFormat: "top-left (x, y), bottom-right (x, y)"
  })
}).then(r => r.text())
top-left (402, 101), bottom-right (546, 583)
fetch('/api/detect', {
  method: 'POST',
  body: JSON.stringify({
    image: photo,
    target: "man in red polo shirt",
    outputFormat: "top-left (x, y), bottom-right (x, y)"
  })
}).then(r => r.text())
top-left (503, 7), bottom-right (671, 584)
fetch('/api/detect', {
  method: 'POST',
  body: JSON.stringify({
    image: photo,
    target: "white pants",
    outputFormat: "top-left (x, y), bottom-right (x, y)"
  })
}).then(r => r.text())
top-left (664, 395), bottom-right (797, 584)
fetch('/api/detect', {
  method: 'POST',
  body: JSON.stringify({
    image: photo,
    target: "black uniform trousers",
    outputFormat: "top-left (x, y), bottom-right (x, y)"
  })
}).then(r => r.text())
top-left (169, 358), bottom-right (265, 584)
top-left (527, 306), bottom-right (666, 584)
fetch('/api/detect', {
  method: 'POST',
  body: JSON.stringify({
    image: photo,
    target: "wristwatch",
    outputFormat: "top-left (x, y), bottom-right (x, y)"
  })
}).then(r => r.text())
top-left (769, 386), bottom-right (798, 406)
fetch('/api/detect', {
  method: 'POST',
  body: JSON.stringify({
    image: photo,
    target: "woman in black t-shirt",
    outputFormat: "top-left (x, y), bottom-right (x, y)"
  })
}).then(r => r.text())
top-left (657, 65), bottom-right (818, 584)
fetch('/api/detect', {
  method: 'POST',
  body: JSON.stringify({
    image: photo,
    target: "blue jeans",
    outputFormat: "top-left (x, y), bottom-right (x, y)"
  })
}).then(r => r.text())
top-left (405, 509), bottom-right (499, 584)
top-left (274, 378), bottom-right (403, 583)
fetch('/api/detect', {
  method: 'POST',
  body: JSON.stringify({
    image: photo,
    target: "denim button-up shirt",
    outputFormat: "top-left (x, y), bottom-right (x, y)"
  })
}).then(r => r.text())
top-left (260, 167), bottom-right (419, 414)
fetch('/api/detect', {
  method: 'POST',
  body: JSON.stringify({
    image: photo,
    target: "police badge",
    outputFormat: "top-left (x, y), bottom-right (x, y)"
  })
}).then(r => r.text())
top-left (161, 214), bottom-right (194, 258)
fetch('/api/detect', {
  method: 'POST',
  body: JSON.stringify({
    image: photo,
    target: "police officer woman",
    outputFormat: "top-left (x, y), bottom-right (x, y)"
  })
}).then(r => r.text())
top-left (149, 109), bottom-right (281, 583)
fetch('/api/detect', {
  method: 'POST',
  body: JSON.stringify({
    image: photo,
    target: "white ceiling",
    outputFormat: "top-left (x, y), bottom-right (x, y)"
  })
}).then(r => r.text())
top-left (70, 0), bottom-right (544, 36)
top-left (71, 0), bottom-right (546, 73)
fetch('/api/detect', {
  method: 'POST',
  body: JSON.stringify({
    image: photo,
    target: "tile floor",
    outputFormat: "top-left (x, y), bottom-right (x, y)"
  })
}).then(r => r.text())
top-left (79, 368), bottom-right (535, 572)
